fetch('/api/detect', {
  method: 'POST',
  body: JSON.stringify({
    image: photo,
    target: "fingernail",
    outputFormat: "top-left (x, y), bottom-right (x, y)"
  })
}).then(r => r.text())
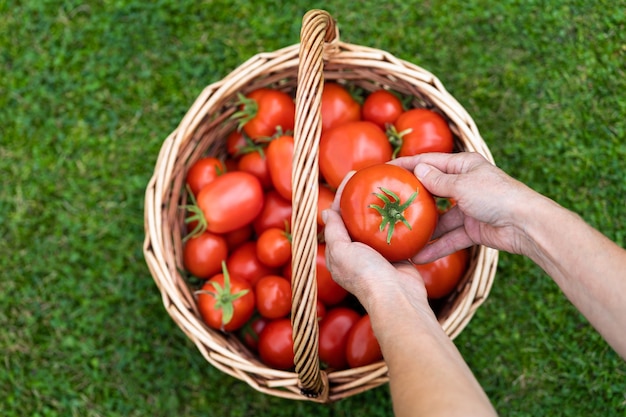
top-left (321, 209), bottom-right (329, 224)
top-left (415, 163), bottom-right (431, 180)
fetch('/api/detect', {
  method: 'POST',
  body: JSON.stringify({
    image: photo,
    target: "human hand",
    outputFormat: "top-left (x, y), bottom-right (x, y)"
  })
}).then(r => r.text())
top-left (391, 152), bottom-right (542, 263)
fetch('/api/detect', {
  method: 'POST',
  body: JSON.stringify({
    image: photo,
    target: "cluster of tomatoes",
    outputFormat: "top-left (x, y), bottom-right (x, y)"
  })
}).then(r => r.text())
top-left (181, 82), bottom-right (470, 371)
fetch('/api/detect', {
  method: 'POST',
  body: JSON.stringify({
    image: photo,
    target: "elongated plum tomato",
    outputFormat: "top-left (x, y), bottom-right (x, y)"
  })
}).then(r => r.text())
top-left (346, 314), bottom-right (383, 368)
top-left (196, 171), bottom-right (264, 234)
top-left (319, 121), bottom-right (393, 190)
top-left (339, 163), bottom-right (437, 262)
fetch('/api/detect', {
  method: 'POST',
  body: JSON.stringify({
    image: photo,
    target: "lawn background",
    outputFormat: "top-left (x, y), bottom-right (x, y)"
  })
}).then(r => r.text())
top-left (1, 0), bottom-right (625, 416)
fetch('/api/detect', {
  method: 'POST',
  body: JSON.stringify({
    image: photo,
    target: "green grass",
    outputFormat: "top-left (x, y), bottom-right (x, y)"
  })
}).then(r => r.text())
top-left (1, 0), bottom-right (625, 415)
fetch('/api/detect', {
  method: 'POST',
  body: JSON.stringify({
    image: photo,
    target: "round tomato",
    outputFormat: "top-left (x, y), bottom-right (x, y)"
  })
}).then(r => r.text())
top-left (197, 265), bottom-right (255, 332)
top-left (316, 243), bottom-right (349, 306)
top-left (319, 121), bottom-right (393, 189)
top-left (339, 163), bottom-right (437, 262)
top-left (253, 190), bottom-right (292, 235)
top-left (237, 149), bottom-right (272, 189)
top-left (321, 83), bottom-right (361, 132)
top-left (196, 171), bottom-right (264, 234)
top-left (236, 88), bottom-right (295, 140)
top-left (226, 130), bottom-right (249, 158)
top-left (255, 275), bottom-right (292, 319)
top-left (226, 241), bottom-right (278, 287)
top-left (266, 135), bottom-right (294, 201)
top-left (186, 157), bottom-right (225, 196)
top-left (318, 307), bottom-right (361, 370)
top-left (239, 316), bottom-right (269, 352)
top-left (361, 89), bottom-right (403, 129)
top-left (256, 227), bottom-right (291, 268)
top-left (392, 108), bottom-right (454, 156)
top-left (222, 224), bottom-right (253, 251)
top-left (258, 318), bottom-right (295, 370)
top-left (183, 231), bottom-right (228, 279)
top-left (345, 314), bottom-right (382, 368)
top-left (414, 248), bottom-right (469, 299)
top-left (317, 184), bottom-right (335, 227)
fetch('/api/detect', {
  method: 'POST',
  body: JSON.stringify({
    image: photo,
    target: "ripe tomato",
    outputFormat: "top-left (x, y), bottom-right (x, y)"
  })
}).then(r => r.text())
top-left (258, 318), bottom-right (295, 370)
top-left (222, 224), bottom-right (253, 251)
top-left (318, 307), bottom-right (361, 369)
top-left (392, 108), bottom-right (454, 156)
top-left (196, 171), bottom-right (264, 234)
top-left (361, 89), bottom-right (403, 129)
top-left (317, 184), bottom-right (335, 226)
top-left (321, 83), bottom-right (361, 132)
top-left (253, 190), bottom-right (292, 235)
top-left (316, 243), bottom-right (349, 306)
top-left (186, 157), bottom-right (225, 196)
top-left (266, 135), bottom-right (294, 201)
top-left (183, 231), bottom-right (228, 279)
top-left (226, 241), bottom-right (278, 287)
top-left (236, 88), bottom-right (295, 140)
top-left (255, 275), bottom-right (292, 319)
top-left (339, 163), bottom-right (438, 262)
top-left (226, 130), bottom-right (248, 158)
top-left (196, 265), bottom-right (255, 332)
top-left (239, 316), bottom-right (269, 352)
top-left (256, 227), bottom-right (291, 268)
top-left (414, 248), bottom-right (470, 299)
top-left (319, 121), bottom-right (393, 189)
top-left (237, 149), bottom-right (272, 189)
top-left (345, 314), bottom-right (382, 368)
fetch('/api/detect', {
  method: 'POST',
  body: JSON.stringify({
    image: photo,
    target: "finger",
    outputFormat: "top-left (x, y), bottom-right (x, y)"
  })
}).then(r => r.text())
top-left (330, 170), bottom-right (356, 211)
top-left (412, 227), bottom-right (475, 264)
top-left (323, 209), bottom-right (352, 246)
top-left (430, 204), bottom-right (465, 240)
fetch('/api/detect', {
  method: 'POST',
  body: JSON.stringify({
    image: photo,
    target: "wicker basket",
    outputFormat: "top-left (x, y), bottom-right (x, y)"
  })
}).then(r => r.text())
top-left (143, 9), bottom-right (498, 403)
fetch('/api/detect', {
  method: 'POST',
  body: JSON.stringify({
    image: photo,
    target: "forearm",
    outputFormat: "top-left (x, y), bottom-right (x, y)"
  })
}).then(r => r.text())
top-left (522, 195), bottom-right (626, 358)
top-left (368, 293), bottom-right (497, 417)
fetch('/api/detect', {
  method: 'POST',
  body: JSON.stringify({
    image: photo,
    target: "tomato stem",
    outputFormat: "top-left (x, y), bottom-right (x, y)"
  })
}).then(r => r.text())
top-left (369, 187), bottom-right (418, 244)
top-left (181, 184), bottom-right (208, 241)
top-left (231, 93), bottom-right (258, 131)
top-left (386, 125), bottom-right (413, 158)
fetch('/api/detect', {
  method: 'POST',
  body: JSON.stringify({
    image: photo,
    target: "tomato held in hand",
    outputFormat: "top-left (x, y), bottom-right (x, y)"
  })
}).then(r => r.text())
top-left (361, 89), bottom-right (404, 129)
top-left (197, 263), bottom-right (255, 332)
top-left (339, 163), bottom-right (438, 262)
top-left (318, 307), bottom-right (361, 370)
top-left (321, 83), bottom-right (361, 132)
top-left (391, 108), bottom-right (454, 156)
top-left (258, 318), bottom-right (295, 370)
top-left (319, 121), bottom-right (393, 189)
top-left (345, 314), bottom-right (383, 368)
top-left (183, 231), bottom-right (228, 279)
top-left (196, 171), bottom-right (264, 234)
top-left (235, 88), bottom-right (295, 140)
top-left (255, 275), bottom-right (292, 319)
top-left (414, 248), bottom-right (470, 299)
top-left (186, 157), bottom-right (225, 196)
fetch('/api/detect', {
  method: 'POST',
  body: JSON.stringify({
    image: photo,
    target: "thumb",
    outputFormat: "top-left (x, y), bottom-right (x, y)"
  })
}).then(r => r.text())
top-left (414, 163), bottom-right (456, 198)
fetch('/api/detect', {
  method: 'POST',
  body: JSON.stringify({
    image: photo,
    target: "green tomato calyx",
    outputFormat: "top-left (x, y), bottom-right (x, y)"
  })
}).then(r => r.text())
top-left (369, 187), bottom-right (418, 244)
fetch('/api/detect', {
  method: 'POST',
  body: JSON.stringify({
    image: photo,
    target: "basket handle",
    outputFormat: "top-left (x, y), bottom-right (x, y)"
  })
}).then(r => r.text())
top-left (290, 9), bottom-right (337, 400)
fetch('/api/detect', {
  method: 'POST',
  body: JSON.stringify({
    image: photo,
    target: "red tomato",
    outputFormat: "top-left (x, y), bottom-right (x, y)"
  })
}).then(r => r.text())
top-left (237, 149), bottom-right (272, 190)
top-left (236, 88), bottom-right (295, 140)
top-left (239, 316), bottom-right (269, 351)
top-left (361, 89), bottom-right (404, 129)
top-left (197, 266), bottom-right (255, 332)
top-left (183, 232), bottom-right (228, 279)
top-left (316, 243), bottom-right (349, 306)
top-left (186, 157), bottom-right (225, 196)
top-left (266, 135), bottom-right (294, 200)
top-left (258, 318), bottom-right (295, 370)
top-left (318, 307), bottom-right (361, 370)
top-left (321, 83), bottom-right (361, 132)
top-left (226, 130), bottom-right (248, 158)
top-left (256, 227), bottom-right (291, 268)
top-left (226, 241), bottom-right (278, 287)
top-left (317, 184), bottom-right (335, 226)
top-left (319, 121), bottom-right (393, 189)
top-left (393, 108), bottom-right (454, 156)
top-left (253, 190), bottom-right (292, 235)
top-left (222, 224), bottom-right (253, 251)
top-left (196, 171), bottom-right (264, 234)
top-left (255, 275), bottom-right (292, 319)
top-left (414, 248), bottom-right (469, 299)
top-left (345, 314), bottom-right (382, 368)
top-left (339, 163), bottom-right (438, 262)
